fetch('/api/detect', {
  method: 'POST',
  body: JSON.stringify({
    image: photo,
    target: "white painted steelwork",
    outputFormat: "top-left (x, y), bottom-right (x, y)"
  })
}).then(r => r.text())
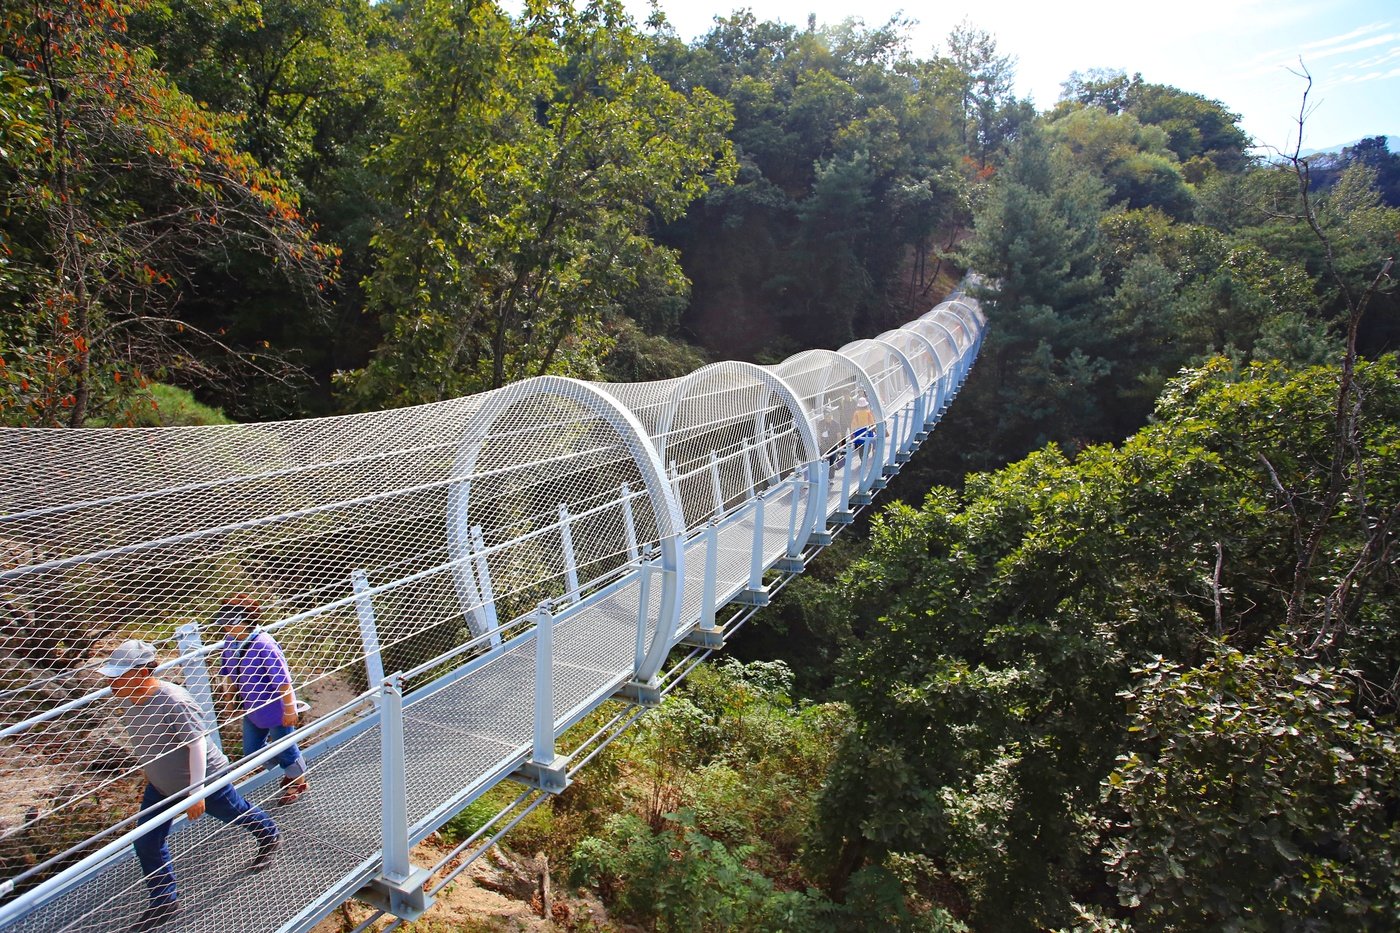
top-left (0, 286), bottom-right (987, 933)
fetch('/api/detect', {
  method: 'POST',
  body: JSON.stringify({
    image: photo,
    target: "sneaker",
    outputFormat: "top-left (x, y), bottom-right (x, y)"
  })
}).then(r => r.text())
top-left (131, 901), bottom-right (181, 932)
top-left (248, 834), bottom-right (283, 873)
top-left (276, 776), bottom-right (310, 807)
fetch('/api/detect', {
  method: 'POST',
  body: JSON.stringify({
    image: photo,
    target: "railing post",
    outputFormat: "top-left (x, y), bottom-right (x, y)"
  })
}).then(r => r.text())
top-left (708, 450), bottom-right (724, 518)
top-left (700, 520), bottom-right (719, 633)
top-left (895, 407), bottom-right (914, 463)
top-left (352, 569), bottom-right (386, 689)
top-left (620, 483), bottom-right (640, 563)
top-left (469, 526), bottom-right (502, 648)
top-left (741, 439), bottom-right (756, 496)
top-left (379, 673), bottom-right (409, 884)
top-left (839, 436), bottom-right (854, 513)
top-left (558, 504), bottom-right (579, 602)
top-left (635, 556), bottom-right (652, 673)
top-left (507, 602), bottom-right (570, 793)
top-left (532, 603), bottom-right (555, 768)
top-left (359, 669), bottom-right (435, 920)
top-left (749, 494), bottom-right (766, 591)
top-left (761, 422), bottom-right (779, 483)
top-left (175, 623), bottom-right (221, 754)
top-left (871, 421), bottom-right (891, 486)
top-left (785, 475), bottom-right (804, 557)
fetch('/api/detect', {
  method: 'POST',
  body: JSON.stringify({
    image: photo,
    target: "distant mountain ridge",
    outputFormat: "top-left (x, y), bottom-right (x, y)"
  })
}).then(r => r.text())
top-left (1298, 135), bottom-right (1400, 158)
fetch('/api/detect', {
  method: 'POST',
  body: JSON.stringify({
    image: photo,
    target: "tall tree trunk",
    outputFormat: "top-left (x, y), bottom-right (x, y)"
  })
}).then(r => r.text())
top-left (40, 15), bottom-right (92, 427)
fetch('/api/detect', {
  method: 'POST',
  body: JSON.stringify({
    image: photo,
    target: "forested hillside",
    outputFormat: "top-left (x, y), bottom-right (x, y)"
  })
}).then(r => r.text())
top-left (3, 0), bottom-right (1398, 929)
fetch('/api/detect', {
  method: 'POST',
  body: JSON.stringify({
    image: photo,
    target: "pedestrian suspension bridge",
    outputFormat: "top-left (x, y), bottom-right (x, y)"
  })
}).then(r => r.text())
top-left (0, 288), bottom-right (986, 933)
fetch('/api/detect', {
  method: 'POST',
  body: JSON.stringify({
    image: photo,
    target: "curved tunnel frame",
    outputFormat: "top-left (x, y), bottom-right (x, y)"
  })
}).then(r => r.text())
top-left (906, 317), bottom-right (963, 421)
top-left (653, 360), bottom-right (826, 553)
top-left (446, 376), bottom-right (687, 680)
top-left (772, 347), bottom-right (889, 493)
top-left (840, 338), bottom-right (922, 464)
top-left (876, 328), bottom-right (943, 435)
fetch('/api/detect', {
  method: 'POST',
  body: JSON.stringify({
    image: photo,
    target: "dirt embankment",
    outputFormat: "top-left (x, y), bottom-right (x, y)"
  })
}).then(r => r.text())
top-left (310, 836), bottom-right (621, 933)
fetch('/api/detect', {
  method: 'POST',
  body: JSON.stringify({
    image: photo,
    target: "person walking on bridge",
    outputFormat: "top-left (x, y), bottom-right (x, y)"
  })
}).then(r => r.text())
top-left (214, 596), bottom-right (311, 806)
top-left (849, 394), bottom-right (877, 453)
top-left (102, 639), bottom-right (281, 932)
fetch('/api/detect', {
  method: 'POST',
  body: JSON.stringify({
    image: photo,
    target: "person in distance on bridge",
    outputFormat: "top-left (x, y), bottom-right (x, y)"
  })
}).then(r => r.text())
top-left (214, 596), bottom-right (311, 807)
top-left (102, 639), bottom-right (282, 932)
top-left (849, 394), bottom-right (877, 455)
top-left (817, 402), bottom-right (844, 470)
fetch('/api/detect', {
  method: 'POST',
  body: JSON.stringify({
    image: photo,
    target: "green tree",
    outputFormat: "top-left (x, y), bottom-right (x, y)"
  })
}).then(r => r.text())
top-left (0, 0), bottom-right (332, 426)
top-left (1047, 105), bottom-right (1194, 217)
top-left (348, 0), bottom-right (734, 407)
top-left (813, 357), bottom-right (1400, 928)
top-left (651, 13), bottom-right (977, 359)
top-left (939, 20), bottom-right (1023, 168)
top-left (124, 0), bottom-right (400, 417)
top-left (130, 0), bottom-right (391, 175)
top-left (1106, 644), bottom-right (1400, 928)
top-left (961, 124), bottom-right (1109, 455)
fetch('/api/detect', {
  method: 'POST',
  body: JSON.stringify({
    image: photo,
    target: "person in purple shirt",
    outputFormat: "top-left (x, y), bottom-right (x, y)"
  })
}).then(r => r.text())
top-left (214, 596), bottom-right (310, 806)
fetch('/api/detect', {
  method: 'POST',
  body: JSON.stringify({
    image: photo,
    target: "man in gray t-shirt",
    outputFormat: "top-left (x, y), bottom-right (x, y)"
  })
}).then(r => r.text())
top-left (121, 681), bottom-right (232, 795)
top-left (103, 640), bottom-right (282, 932)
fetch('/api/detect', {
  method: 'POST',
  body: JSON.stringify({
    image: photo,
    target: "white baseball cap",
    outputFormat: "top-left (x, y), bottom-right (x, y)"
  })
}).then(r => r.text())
top-left (99, 639), bottom-right (157, 678)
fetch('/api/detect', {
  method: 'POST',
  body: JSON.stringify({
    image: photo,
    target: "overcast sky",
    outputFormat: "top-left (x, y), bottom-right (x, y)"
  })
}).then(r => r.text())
top-left (629, 0), bottom-right (1400, 153)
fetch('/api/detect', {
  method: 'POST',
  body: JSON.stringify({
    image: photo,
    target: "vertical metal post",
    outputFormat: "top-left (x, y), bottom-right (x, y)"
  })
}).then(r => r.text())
top-left (708, 450), bottom-right (724, 518)
top-left (379, 674), bottom-right (410, 884)
top-left (814, 451), bottom-right (830, 524)
top-left (469, 526), bottom-right (501, 648)
top-left (558, 504), bottom-right (579, 602)
top-left (759, 423), bottom-right (778, 484)
top-left (741, 440), bottom-right (756, 496)
top-left (635, 558), bottom-right (652, 674)
top-left (699, 521), bottom-right (719, 632)
top-left (786, 476), bottom-right (803, 557)
top-left (532, 603), bottom-right (555, 767)
top-left (874, 422), bottom-right (889, 481)
top-left (839, 437), bottom-right (854, 512)
top-left (175, 623), bottom-right (221, 754)
top-left (352, 569), bottom-right (386, 689)
top-left (620, 483), bottom-right (640, 563)
top-left (749, 494), bottom-right (766, 591)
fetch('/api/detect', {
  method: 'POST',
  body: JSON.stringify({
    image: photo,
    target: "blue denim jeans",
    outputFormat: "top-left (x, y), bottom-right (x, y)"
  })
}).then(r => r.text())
top-left (242, 719), bottom-right (306, 779)
top-left (133, 780), bottom-right (277, 906)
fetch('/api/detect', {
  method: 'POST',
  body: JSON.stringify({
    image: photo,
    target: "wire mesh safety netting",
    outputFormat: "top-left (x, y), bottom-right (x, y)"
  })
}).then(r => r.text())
top-left (0, 289), bottom-right (985, 933)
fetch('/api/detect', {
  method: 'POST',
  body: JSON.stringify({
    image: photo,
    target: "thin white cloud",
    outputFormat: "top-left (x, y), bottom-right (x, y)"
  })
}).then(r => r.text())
top-left (1304, 32), bottom-right (1399, 62)
top-left (1299, 20), bottom-right (1390, 52)
top-left (1347, 46), bottom-right (1400, 69)
top-left (1245, 26), bottom-right (1396, 71)
top-left (1332, 64), bottom-right (1400, 85)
